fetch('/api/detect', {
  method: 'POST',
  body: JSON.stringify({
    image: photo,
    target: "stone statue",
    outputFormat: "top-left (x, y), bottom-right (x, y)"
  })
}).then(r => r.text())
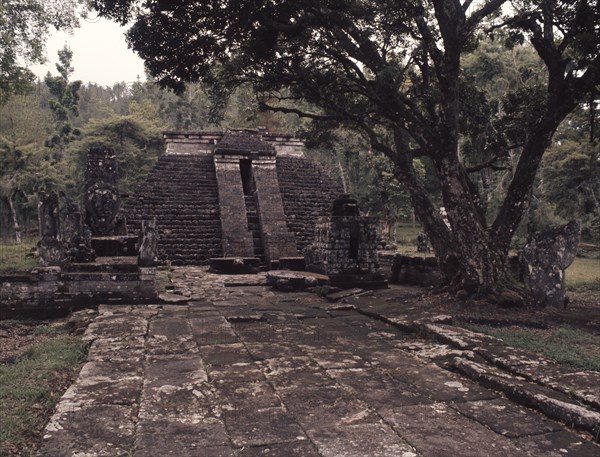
top-left (63, 201), bottom-right (95, 263)
top-left (138, 219), bottom-right (158, 267)
top-left (521, 220), bottom-right (580, 308)
top-left (37, 191), bottom-right (66, 266)
top-left (84, 147), bottom-right (126, 236)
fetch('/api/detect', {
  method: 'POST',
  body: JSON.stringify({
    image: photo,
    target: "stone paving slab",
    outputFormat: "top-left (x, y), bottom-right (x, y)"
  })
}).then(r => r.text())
top-left (38, 267), bottom-right (600, 456)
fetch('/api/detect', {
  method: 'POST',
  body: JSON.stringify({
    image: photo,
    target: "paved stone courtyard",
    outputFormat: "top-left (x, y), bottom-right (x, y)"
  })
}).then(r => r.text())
top-left (39, 268), bottom-right (599, 456)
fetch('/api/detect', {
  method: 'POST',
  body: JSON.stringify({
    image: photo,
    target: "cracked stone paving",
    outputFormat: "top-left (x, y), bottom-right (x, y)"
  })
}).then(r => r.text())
top-left (38, 267), bottom-right (600, 456)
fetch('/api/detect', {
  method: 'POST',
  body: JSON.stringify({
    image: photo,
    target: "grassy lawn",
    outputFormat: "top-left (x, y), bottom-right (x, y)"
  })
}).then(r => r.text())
top-left (566, 256), bottom-right (600, 290)
top-left (0, 241), bottom-right (37, 273)
top-left (465, 324), bottom-right (600, 371)
top-left (0, 322), bottom-right (87, 457)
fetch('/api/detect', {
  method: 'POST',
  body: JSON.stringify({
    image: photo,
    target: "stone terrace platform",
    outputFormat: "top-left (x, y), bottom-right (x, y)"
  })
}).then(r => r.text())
top-left (38, 268), bottom-right (600, 456)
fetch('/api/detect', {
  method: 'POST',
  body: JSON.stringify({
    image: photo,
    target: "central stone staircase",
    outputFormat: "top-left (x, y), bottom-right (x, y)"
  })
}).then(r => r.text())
top-left (244, 194), bottom-right (265, 265)
top-left (123, 155), bottom-right (222, 265)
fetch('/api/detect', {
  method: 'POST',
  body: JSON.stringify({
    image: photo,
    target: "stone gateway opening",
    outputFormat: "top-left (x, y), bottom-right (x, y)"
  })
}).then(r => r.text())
top-left (239, 159), bottom-right (255, 196)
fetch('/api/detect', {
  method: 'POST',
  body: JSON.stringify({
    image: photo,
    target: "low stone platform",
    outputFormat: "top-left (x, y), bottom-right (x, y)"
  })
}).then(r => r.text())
top-left (38, 267), bottom-right (599, 456)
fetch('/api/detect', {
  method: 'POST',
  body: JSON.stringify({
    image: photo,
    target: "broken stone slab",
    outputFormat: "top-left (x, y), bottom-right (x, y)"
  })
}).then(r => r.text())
top-left (266, 270), bottom-right (329, 292)
top-left (475, 343), bottom-right (600, 411)
top-left (325, 288), bottom-right (366, 302)
top-left (158, 292), bottom-right (189, 303)
top-left (416, 321), bottom-right (600, 413)
top-left (420, 322), bottom-right (504, 350)
top-left (452, 357), bottom-right (600, 437)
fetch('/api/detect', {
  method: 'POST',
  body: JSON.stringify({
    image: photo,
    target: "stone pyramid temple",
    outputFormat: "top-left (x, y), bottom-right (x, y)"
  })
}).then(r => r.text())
top-left (122, 128), bottom-right (343, 266)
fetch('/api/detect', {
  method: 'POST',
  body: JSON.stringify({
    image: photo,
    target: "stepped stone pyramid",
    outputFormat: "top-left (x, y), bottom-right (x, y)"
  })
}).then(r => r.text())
top-left (123, 128), bottom-right (343, 266)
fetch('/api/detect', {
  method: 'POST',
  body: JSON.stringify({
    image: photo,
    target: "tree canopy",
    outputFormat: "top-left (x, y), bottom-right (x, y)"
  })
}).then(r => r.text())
top-left (0, 0), bottom-right (84, 104)
top-left (91, 0), bottom-right (600, 300)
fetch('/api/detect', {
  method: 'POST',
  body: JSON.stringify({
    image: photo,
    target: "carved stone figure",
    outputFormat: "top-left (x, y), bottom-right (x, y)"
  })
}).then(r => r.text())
top-left (85, 147), bottom-right (126, 236)
top-left (37, 191), bottom-right (66, 266)
top-left (521, 220), bottom-right (581, 308)
top-left (63, 201), bottom-right (95, 262)
top-left (138, 219), bottom-right (158, 267)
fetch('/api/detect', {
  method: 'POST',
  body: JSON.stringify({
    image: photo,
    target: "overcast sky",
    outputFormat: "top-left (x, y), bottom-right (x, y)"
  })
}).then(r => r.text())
top-left (30, 15), bottom-right (147, 87)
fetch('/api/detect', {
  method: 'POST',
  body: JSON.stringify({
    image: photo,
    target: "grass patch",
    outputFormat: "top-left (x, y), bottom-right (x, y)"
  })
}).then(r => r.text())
top-left (0, 329), bottom-right (87, 457)
top-left (0, 241), bottom-right (37, 273)
top-left (155, 268), bottom-right (171, 294)
top-left (466, 324), bottom-right (600, 371)
top-left (566, 257), bottom-right (600, 290)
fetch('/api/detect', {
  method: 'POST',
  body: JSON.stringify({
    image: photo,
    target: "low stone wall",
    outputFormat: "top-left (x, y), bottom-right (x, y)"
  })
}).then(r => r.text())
top-left (0, 267), bottom-right (156, 318)
top-left (386, 254), bottom-right (526, 287)
top-left (390, 255), bottom-right (443, 287)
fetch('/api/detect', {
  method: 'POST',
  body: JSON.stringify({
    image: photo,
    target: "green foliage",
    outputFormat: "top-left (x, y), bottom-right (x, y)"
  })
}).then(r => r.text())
top-left (0, 240), bottom-right (37, 272)
top-left (542, 140), bottom-right (600, 239)
top-left (0, 0), bottom-right (83, 105)
top-left (465, 324), bottom-right (600, 371)
top-left (44, 46), bottom-right (82, 155)
top-left (566, 257), bottom-right (600, 291)
top-left (0, 331), bottom-right (87, 456)
top-left (67, 111), bottom-right (164, 197)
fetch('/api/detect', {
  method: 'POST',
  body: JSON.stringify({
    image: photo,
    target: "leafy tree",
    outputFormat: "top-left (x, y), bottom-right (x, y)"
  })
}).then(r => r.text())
top-left (92, 0), bottom-right (600, 301)
top-left (0, 0), bottom-right (84, 105)
top-left (67, 111), bottom-right (164, 199)
top-left (44, 46), bottom-right (82, 158)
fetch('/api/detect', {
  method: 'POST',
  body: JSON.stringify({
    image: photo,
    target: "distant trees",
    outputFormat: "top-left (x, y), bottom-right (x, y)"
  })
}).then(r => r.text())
top-left (0, 0), bottom-right (84, 105)
top-left (44, 46), bottom-right (82, 159)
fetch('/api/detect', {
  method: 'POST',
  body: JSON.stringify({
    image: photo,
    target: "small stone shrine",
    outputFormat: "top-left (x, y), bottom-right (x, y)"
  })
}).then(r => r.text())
top-left (304, 194), bottom-right (387, 289)
top-left (521, 220), bottom-right (581, 308)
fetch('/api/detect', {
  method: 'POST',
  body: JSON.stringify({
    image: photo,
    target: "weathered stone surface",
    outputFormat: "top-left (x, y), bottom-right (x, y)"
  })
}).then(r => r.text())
top-left (40, 404), bottom-right (135, 457)
top-left (38, 268), bottom-right (600, 456)
top-left (515, 430), bottom-right (600, 457)
top-left (135, 419), bottom-right (232, 456)
top-left (521, 220), bottom-right (581, 308)
top-left (138, 219), bottom-right (158, 266)
top-left (451, 398), bottom-right (564, 437)
top-left (453, 357), bottom-right (600, 435)
top-left (305, 194), bottom-right (387, 289)
top-left (221, 406), bottom-right (307, 447)
top-left (381, 403), bottom-right (525, 457)
top-left (217, 381), bottom-right (282, 410)
top-left (278, 384), bottom-right (377, 429)
top-left (237, 441), bottom-right (320, 457)
top-left (209, 257), bottom-right (261, 274)
top-left (307, 424), bottom-right (418, 457)
top-left (62, 201), bottom-right (95, 263)
top-left (252, 157), bottom-right (299, 262)
top-left (328, 367), bottom-right (427, 408)
top-left (85, 147), bottom-right (126, 236)
top-left (214, 155), bottom-right (256, 257)
top-left (37, 191), bottom-right (66, 266)
top-left (266, 270), bottom-right (329, 291)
